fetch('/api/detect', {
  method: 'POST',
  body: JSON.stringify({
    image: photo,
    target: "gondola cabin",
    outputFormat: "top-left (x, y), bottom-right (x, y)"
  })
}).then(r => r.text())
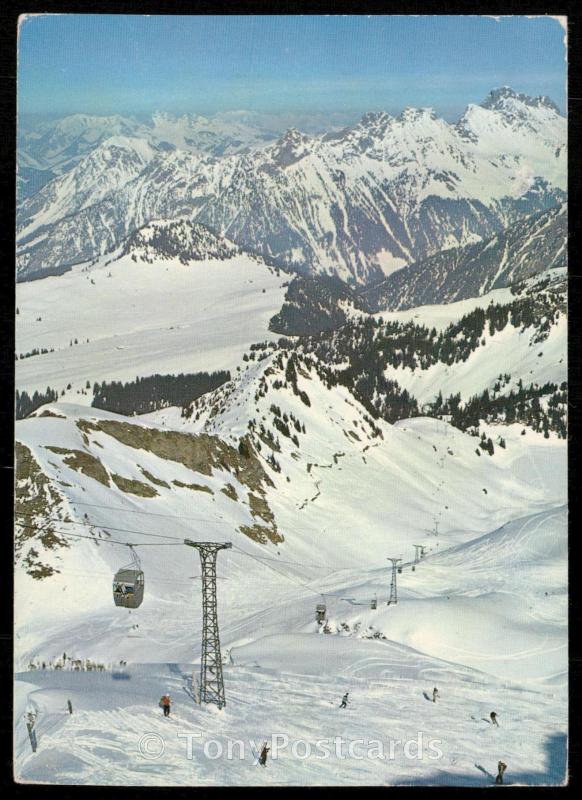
top-left (315, 603), bottom-right (326, 624)
top-left (371, 596), bottom-right (377, 610)
top-left (113, 568), bottom-right (144, 609)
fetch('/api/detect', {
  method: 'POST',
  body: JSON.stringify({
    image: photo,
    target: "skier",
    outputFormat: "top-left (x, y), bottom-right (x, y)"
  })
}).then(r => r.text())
top-left (159, 693), bottom-right (171, 717)
top-left (495, 760), bottom-right (507, 785)
top-left (339, 692), bottom-right (349, 709)
top-left (432, 687), bottom-right (439, 703)
top-left (490, 711), bottom-right (499, 727)
top-left (258, 742), bottom-right (270, 766)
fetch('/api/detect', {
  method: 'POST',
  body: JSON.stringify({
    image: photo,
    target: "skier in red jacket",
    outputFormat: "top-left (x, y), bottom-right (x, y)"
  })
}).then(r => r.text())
top-left (159, 694), bottom-right (171, 717)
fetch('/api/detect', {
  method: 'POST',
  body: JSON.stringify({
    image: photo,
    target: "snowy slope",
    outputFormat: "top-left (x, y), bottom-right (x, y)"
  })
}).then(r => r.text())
top-left (15, 354), bottom-right (566, 664)
top-left (15, 223), bottom-right (288, 399)
top-left (14, 651), bottom-right (566, 786)
top-left (14, 388), bottom-right (567, 785)
top-left (383, 309), bottom-right (566, 406)
top-left (365, 203), bottom-right (567, 311)
top-left (14, 340), bottom-right (567, 785)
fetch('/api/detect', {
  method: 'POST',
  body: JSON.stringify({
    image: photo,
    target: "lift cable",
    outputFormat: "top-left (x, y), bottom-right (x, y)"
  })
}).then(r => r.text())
top-left (15, 510), bottom-right (377, 571)
top-left (15, 521), bottom-right (185, 547)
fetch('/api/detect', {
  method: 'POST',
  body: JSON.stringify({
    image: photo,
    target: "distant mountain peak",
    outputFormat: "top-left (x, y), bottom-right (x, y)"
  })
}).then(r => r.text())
top-left (279, 127), bottom-right (308, 143)
top-left (481, 86), bottom-right (561, 115)
top-left (270, 128), bottom-right (311, 167)
top-left (398, 106), bottom-right (438, 123)
top-left (359, 111), bottom-right (394, 127)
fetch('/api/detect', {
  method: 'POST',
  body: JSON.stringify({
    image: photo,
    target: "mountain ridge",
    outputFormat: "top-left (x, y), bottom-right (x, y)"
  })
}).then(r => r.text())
top-left (17, 87), bottom-right (566, 285)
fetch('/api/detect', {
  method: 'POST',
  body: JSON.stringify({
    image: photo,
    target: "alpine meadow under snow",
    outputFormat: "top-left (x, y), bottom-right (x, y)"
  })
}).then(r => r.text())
top-left (15, 81), bottom-right (567, 787)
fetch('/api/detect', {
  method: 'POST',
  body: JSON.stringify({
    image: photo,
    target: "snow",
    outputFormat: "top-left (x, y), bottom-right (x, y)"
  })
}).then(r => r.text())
top-left (17, 89), bottom-right (566, 285)
top-left (374, 250), bottom-right (408, 276)
top-left (376, 285), bottom-right (517, 330)
top-left (13, 88), bottom-right (568, 783)
top-left (14, 499), bottom-right (567, 785)
top-left (14, 656), bottom-right (566, 786)
top-left (16, 252), bottom-right (288, 398)
top-left (14, 338), bottom-right (567, 784)
top-left (383, 316), bottom-right (566, 405)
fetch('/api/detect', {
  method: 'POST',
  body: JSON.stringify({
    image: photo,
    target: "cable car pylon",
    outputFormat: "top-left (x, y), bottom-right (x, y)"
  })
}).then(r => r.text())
top-left (386, 558), bottom-right (402, 606)
top-left (185, 539), bottom-right (232, 709)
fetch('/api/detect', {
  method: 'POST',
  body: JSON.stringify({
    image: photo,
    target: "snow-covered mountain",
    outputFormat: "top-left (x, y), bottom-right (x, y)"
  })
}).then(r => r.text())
top-left (119, 219), bottom-right (241, 264)
top-left (15, 348), bottom-right (566, 657)
top-left (16, 111), bottom-right (283, 203)
top-left (18, 137), bottom-right (157, 243)
top-left (14, 267), bottom-right (567, 786)
top-left (364, 202), bottom-right (567, 311)
top-left (18, 113), bottom-right (144, 173)
top-left (14, 84), bottom-right (568, 787)
top-left (14, 345), bottom-right (567, 784)
top-left (17, 88), bottom-right (566, 285)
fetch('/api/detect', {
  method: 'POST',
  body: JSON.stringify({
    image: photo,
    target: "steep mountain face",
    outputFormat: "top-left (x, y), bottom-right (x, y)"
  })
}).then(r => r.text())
top-left (364, 203), bottom-right (567, 311)
top-left (18, 137), bottom-right (157, 242)
top-left (16, 111), bottom-right (280, 203)
top-left (17, 88), bottom-right (566, 285)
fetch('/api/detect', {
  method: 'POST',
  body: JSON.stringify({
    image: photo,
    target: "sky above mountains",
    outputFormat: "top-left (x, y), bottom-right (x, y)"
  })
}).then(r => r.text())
top-left (18, 15), bottom-right (566, 119)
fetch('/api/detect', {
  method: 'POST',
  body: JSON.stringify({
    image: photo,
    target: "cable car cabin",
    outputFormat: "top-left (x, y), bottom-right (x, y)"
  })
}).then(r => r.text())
top-left (315, 603), bottom-right (326, 624)
top-left (397, 567), bottom-right (402, 574)
top-left (113, 569), bottom-right (144, 609)
top-left (370, 597), bottom-right (377, 610)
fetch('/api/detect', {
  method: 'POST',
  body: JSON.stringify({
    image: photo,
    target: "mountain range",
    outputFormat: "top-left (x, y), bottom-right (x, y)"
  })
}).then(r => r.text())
top-left (17, 87), bottom-right (566, 286)
top-left (14, 85), bottom-right (569, 786)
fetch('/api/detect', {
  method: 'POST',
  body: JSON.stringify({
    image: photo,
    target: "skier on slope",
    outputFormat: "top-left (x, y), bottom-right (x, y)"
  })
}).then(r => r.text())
top-left (258, 742), bottom-right (270, 766)
top-left (432, 687), bottom-right (439, 703)
top-left (159, 693), bottom-right (171, 717)
top-left (495, 760), bottom-right (507, 784)
top-left (490, 711), bottom-right (499, 727)
top-left (339, 692), bottom-right (349, 709)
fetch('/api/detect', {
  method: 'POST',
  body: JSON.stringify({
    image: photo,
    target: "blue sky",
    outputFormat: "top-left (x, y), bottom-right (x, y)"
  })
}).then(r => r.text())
top-left (18, 15), bottom-right (567, 120)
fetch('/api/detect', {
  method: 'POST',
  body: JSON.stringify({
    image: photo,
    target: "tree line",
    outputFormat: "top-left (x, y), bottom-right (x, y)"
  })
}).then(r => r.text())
top-left (91, 371), bottom-right (231, 415)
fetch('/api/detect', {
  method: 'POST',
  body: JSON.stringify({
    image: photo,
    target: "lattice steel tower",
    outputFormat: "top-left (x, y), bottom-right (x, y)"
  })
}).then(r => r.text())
top-left (386, 558), bottom-right (402, 606)
top-left (185, 540), bottom-right (232, 708)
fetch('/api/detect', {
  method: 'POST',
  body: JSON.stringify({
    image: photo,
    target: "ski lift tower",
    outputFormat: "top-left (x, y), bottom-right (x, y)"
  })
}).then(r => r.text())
top-left (185, 540), bottom-right (232, 709)
top-left (386, 558), bottom-right (402, 606)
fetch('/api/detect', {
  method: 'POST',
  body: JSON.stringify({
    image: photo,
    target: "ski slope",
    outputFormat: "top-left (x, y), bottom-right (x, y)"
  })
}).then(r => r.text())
top-left (14, 647), bottom-right (567, 786)
top-left (14, 342), bottom-right (567, 786)
top-left (15, 501), bottom-right (567, 785)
